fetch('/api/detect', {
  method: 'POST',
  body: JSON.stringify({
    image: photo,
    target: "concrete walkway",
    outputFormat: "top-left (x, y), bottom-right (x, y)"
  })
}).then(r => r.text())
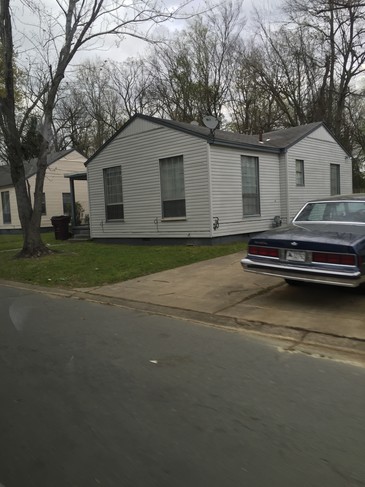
top-left (77, 252), bottom-right (365, 359)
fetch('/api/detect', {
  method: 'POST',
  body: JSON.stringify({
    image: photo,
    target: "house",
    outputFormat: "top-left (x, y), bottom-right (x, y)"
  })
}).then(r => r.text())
top-left (85, 114), bottom-right (352, 244)
top-left (0, 149), bottom-right (89, 234)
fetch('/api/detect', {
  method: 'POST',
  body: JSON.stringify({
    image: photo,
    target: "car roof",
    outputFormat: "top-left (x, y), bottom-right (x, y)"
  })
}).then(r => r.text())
top-left (306, 194), bottom-right (365, 203)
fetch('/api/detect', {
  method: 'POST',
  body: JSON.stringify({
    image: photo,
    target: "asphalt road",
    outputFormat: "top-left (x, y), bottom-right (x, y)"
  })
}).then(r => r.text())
top-left (0, 284), bottom-right (364, 487)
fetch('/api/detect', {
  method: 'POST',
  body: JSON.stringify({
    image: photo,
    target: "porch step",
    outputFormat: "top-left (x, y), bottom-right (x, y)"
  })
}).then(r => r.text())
top-left (70, 225), bottom-right (90, 241)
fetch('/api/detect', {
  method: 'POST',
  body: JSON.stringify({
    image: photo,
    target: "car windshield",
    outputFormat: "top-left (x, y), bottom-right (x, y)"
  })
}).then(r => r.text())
top-left (294, 201), bottom-right (365, 223)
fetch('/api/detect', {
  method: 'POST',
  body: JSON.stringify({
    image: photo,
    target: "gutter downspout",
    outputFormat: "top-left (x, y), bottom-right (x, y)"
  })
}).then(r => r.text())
top-left (70, 178), bottom-right (76, 227)
top-left (285, 149), bottom-right (290, 225)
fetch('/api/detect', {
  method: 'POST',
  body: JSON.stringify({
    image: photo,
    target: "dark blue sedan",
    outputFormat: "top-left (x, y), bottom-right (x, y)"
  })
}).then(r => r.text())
top-left (241, 194), bottom-right (365, 288)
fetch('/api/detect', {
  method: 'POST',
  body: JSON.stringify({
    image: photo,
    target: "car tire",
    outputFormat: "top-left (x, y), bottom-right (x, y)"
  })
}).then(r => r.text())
top-left (354, 283), bottom-right (365, 295)
top-left (285, 279), bottom-right (303, 286)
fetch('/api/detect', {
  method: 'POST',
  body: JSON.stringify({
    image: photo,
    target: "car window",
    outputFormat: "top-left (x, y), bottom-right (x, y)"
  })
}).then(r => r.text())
top-left (346, 202), bottom-right (365, 222)
top-left (295, 203), bottom-right (326, 221)
top-left (295, 201), bottom-right (365, 222)
top-left (323, 202), bottom-right (346, 221)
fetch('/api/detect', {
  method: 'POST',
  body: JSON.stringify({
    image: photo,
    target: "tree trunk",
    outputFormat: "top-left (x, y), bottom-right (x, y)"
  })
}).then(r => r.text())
top-left (1, 0), bottom-right (51, 258)
top-left (10, 148), bottom-right (52, 258)
top-left (2, 117), bottom-right (51, 258)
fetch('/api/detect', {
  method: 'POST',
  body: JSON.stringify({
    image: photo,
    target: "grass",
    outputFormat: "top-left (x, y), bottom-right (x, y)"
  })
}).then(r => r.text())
top-left (0, 233), bottom-right (247, 289)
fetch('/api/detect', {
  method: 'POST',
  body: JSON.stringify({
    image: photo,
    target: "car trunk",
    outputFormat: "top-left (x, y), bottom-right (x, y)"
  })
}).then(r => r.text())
top-left (250, 223), bottom-right (365, 253)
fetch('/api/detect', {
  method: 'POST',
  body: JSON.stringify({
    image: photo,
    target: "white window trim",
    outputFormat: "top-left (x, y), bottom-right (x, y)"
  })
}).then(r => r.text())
top-left (159, 155), bottom-right (186, 219)
top-left (103, 166), bottom-right (124, 221)
top-left (241, 155), bottom-right (260, 217)
top-left (295, 159), bottom-right (305, 186)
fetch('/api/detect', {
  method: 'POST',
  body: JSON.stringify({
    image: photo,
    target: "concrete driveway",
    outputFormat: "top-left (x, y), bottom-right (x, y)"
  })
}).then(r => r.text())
top-left (78, 252), bottom-right (365, 358)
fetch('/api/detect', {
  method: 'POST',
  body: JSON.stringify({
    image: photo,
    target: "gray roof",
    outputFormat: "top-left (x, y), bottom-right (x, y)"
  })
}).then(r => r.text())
top-left (0, 149), bottom-right (75, 188)
top-left (86, 114), bottom-right (347, 165)
top-left (144, 116), bottom-right (324, 151)
top-left (261, 123), bottom-right (325, 148)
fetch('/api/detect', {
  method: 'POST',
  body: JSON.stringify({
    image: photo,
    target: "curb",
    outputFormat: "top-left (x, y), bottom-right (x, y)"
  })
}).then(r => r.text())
top-left (2, 279), bottom-right (365, 364)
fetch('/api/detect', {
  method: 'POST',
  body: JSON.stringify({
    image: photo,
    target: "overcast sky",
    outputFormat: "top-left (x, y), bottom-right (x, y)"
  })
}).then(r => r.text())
top-left (96, 0), bottom-right (283, 63)
top-left (12, 0), bottom-right (283, 67)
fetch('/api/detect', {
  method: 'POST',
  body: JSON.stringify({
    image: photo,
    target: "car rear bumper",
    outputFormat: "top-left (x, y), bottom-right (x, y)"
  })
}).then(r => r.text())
top-left (241, 257), bottom-right (365, 287)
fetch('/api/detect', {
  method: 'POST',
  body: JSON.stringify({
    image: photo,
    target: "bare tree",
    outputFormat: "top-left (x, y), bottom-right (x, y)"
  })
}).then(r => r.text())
top-left (148, 0), bottom-right (245, 123)
top-left (53, 57), bottom-right (158, 155)
top-left (237, 24), bottom-right (327, 129)
top-left (0, 0), bottom-right (194, 257)
top-left (54, 59), bottom-right (123, 155)
top-left (282, 0), bottom-right (365, 142)
top-left (52, 82), bottom-right (93, 155)
top-left (106, 58), bottom-right (157, 118)
top-left (149, 38), bottom-right (199, 121)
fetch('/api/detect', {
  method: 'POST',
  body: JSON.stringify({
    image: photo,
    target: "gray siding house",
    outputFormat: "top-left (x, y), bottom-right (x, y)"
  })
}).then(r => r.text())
top-left (86, 114), bottom-right (352, 243)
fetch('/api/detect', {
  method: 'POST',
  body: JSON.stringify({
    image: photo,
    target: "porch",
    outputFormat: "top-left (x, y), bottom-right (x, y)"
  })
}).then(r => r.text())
top-left (64, 171), bottom-right (90, 240)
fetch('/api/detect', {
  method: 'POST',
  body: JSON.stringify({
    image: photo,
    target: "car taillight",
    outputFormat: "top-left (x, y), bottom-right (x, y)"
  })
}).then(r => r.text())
top-left (312, 252), bottom-right (356, 265)
top-left (249, 245), bottom-right (279, 258)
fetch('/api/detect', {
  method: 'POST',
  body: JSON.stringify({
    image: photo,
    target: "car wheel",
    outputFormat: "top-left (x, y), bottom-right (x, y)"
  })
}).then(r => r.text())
top-left (354, 283), bottom-right (365, 295)
top-left (285, 279), bottom-right (303, 286)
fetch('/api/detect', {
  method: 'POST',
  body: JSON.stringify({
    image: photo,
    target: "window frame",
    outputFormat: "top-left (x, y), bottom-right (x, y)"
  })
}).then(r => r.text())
top-left (295, 159), bottom-right (305, 186)
top-left (159, 155), bottom-right (186, 219)
top-left (103, 166), bottom-right (124, 221)
top-left (241, 155), bottom-right (260, 217)
top-left (330, 164), bottom-right (341, 195)
top-left (1, 191), bottom-right (11, 224)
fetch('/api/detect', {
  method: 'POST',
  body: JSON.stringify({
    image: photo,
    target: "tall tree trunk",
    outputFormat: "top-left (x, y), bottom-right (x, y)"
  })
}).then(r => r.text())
top-left (6, 132), bottom-right (51, 258)
top-left (0, 0), bottom-right (51, 257)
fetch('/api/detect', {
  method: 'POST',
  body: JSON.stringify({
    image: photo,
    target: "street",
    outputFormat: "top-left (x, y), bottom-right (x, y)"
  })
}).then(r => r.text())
top-left (0, 284), bottom-right (364, 487)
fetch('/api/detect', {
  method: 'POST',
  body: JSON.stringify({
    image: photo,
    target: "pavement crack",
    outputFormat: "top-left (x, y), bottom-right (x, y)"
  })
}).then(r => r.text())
top-left (215, 283), bottom-right (284, 314)
top-left (232, 317), bottom-right (365, 345)
top-left (284, 331), bottom-right (309, 352)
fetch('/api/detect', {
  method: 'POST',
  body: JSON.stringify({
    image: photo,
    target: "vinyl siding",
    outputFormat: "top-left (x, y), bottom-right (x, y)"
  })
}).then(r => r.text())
top-left (304, 125), bottom-right (337, 143)
top-left (87, 120), bottom-right (210, 239)
top-left (119, 118), bottom-right (159, 138)
top-left (209, 145), bottom-right (281, 236)
top-left (87, 119), bottom-right (353, 241)
top-left (286, 127), bottom-right (352, 221)
top-left (0, 151), bottom-right (88, 230)
top-left (39, 151), bottom-right (89, 227)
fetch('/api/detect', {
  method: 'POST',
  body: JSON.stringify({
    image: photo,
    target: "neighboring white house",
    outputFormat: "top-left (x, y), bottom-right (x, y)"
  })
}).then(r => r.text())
top-left (85, 114), bottom-right (352, 243)
top-left (0, 149), bottom-right (89, 233)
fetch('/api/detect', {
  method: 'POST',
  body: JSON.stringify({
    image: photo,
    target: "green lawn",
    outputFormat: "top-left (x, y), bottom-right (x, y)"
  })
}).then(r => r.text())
top-left (0, 233), bottom-right (246, 288)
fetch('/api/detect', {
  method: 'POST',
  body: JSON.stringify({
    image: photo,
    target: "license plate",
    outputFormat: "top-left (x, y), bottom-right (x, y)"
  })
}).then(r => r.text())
top-left (286, 250), bottom-right (306, 262)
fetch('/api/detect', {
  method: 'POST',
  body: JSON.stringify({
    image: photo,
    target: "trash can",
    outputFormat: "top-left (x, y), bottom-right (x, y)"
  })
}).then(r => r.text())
top-left (51, 215), bottom-right (71, 240)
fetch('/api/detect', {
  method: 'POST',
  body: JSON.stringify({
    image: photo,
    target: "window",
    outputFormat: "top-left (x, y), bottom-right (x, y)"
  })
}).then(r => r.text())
top-left (330, 164), bottom-right (341, 195)
top-left (1, 191), bottom-right (11, 224)
top-left (62, 193), bottom-right (71, 216)
top-left (103, 166), bottom-right (124, 220)
top-left (160, 155), bottom-right (186, 218)
top-left (241, 155), bottom-right (260, 216)
top-left (296, 159), bottom-right (305, 186)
